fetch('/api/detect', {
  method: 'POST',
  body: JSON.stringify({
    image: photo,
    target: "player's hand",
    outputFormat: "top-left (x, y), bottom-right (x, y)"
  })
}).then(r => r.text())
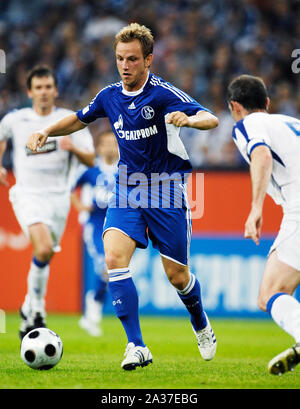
top-left (59, 135), bottom-right (74, 151)
top-left (0, 166), bottom-right (8, 186)
top-left (166, 111), bottom-right (190, 127)
top-left (26, 131), bottom-right (48, 152)
top-left (244, 207), bottom-right (263, 245)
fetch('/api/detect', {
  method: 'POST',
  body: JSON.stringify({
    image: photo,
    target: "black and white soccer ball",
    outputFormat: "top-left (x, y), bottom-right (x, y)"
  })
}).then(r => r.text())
top-left (20, 328), bottom-right (63, 370)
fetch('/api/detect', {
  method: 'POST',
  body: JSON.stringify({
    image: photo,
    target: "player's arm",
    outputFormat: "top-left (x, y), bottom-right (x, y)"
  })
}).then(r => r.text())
top-left (26, 113), bottom-right (86, 152)
top-left (71, 191), bottom-right (92, 213)
top-left (166, 110), bottom-right (219, 130)
top-left (0, 140), bottom-right (8, 186)
top-left (244, 145), bottom-right (273, 245)
top-left (69, 144), bottom-right (95, 168)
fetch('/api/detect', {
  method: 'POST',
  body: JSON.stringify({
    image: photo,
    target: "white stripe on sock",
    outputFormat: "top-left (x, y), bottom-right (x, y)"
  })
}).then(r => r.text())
top-left (177, 273), bottom-right (195, 296)
top-left (107, 268), bottom-right (132, 282)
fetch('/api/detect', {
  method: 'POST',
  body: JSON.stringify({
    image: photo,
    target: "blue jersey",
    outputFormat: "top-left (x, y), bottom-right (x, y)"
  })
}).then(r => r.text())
top-left (76, 72), bottom-right (212, 179)
top-left (73, 158), bottom-right (117, 225)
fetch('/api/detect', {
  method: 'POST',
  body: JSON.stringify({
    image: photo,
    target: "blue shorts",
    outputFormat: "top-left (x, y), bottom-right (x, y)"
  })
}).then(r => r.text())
top-left (103, 181), bottom-right (192, 265)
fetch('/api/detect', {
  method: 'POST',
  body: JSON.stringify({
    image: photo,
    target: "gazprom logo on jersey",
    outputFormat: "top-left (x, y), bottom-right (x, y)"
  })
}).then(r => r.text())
top-left (113, 114), bottom-right (158, 140)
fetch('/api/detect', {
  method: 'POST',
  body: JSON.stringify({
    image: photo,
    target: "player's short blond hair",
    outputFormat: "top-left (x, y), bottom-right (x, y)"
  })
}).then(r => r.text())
top-left (114, 23), bottom-right (154, 58)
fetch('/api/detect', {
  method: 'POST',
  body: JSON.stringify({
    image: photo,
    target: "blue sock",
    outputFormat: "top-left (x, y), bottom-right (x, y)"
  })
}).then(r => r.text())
top-left (94, 278), bottom-right (107, 303)
top-left (108, 268), bottom-right (145, 347)
top-left (266, 292), bottom-right (287, 314)
top-left (177, 274), bottom-right (207, 331)
top-left (33, 257), bottom-right (49, 268)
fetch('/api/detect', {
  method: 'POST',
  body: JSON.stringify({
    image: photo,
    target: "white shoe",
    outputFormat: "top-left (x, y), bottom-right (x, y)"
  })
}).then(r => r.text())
top-left (79, 316), bottom-right (102, 337)
top-left (193, 313), bottom-right (217, 361)
top-left (121, 342), bottom-right (153, 370)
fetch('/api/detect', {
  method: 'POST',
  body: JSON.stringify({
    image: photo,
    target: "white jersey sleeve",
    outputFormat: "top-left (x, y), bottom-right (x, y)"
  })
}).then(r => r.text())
top-left (233, 112), bottom-right (300, 216)
top-left (0, 110), bottom-right (16, 141)
top-left (243, 115), bottom-right (271, 158)
top-left (70, 126), bottom-right (94, 152)
top-left (233, 113), bottom-right (271, 162)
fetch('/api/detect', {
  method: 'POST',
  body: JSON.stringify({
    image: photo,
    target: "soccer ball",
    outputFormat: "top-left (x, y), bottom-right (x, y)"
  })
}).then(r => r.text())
top-left (20, 328), bottom-right (63, 370)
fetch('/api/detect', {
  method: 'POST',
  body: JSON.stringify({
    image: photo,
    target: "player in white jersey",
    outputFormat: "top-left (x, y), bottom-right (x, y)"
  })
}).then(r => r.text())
top-left (228, 74), bottom-right (300, 375)
top-left (0, 65), bottom-right (95, 339)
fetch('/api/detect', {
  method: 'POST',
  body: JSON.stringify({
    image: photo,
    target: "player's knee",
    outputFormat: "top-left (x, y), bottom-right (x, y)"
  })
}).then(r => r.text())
top-left (166, 268), bottom-right (189, 291)
top-left (35, 244), bottom-right (53, 263)
top-left (169, 276), bottom-right (186, 290)
top-left (258, 284), bottom-right (293, 313)
top-left (105, 251), bottom-right (126, 270)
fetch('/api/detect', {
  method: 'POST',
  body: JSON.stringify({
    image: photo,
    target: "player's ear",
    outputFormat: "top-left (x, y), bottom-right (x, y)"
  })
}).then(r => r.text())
top-left (145, 53), bottom-right (153, 69)
top-left (230, 101), bottom-right (243, 114)
top-left (266, 97), bottom-right (270, 111)
top-left (27, 88), bottom-right (33, 99)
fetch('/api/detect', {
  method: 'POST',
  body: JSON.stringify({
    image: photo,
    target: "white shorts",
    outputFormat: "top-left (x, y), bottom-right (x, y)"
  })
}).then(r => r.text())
top-left (9, 185), bottom-right (70, 252)
top-left (269, 217), bottom-right (300, 271)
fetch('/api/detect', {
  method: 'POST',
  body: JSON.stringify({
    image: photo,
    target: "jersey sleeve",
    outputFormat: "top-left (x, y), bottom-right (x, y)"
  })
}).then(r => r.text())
top-left (242, 116), bottom-right (271, 158)
top-left (0, 111), bottom-right (15, 141)
top-left (76, 89), bottom-right (107, 124)
top-left (161, 84), bottom-right (213, 117)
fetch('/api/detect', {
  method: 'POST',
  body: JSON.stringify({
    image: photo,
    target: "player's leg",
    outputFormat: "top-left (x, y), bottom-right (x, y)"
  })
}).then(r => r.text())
top-left (28, 222), bottom-right (54, 310)
top-left (92, 274), bottom-right (107, 325)
top-left (79, 222), bottom-right (107, 337)
top-left (161, 256), bottom-right (216, 360)
top-left (80, 271), bottom-right (108, 337)
top-left (10, 188), bottom-right (69, 339)
top-left (103, 227), bottom-right (152, 370)
top-left (257, 250), bottom-right (300, 374)
top-left (144, 201), bottom-right (216, 360)
top-left (79, 288), bottom-right (105, 337)
top-left (161, 257), bottom-right (205, 326)
top-left (20, 222), bottom-right (53, 338)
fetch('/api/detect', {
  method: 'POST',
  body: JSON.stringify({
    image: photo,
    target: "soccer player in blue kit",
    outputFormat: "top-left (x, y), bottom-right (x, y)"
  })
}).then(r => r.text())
top-left (27, 23), bottom-right (219, 370)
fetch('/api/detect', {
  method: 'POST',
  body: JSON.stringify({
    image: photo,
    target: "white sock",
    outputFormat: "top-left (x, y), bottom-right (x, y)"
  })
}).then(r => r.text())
top-left (85, 291), bottom-right (103, 323)
top-left (21, 294), bottom-right (31, 317)
top-left (270, 294), bottom-right (300, 343)
top-left (26, 262), bottom-right (49, 313)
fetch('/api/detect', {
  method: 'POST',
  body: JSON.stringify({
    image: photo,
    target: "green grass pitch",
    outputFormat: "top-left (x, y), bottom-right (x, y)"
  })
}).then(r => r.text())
top-left (1, 312), bottom-right (299, 389)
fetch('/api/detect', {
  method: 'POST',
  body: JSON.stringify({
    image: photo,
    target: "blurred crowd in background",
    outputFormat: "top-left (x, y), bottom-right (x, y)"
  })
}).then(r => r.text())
top-left (0, 0), bottom-right (299, 170)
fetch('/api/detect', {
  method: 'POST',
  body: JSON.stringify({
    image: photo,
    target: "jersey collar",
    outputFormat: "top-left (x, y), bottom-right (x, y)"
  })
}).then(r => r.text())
top-left (121, 71), bottom-right (150, 96)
